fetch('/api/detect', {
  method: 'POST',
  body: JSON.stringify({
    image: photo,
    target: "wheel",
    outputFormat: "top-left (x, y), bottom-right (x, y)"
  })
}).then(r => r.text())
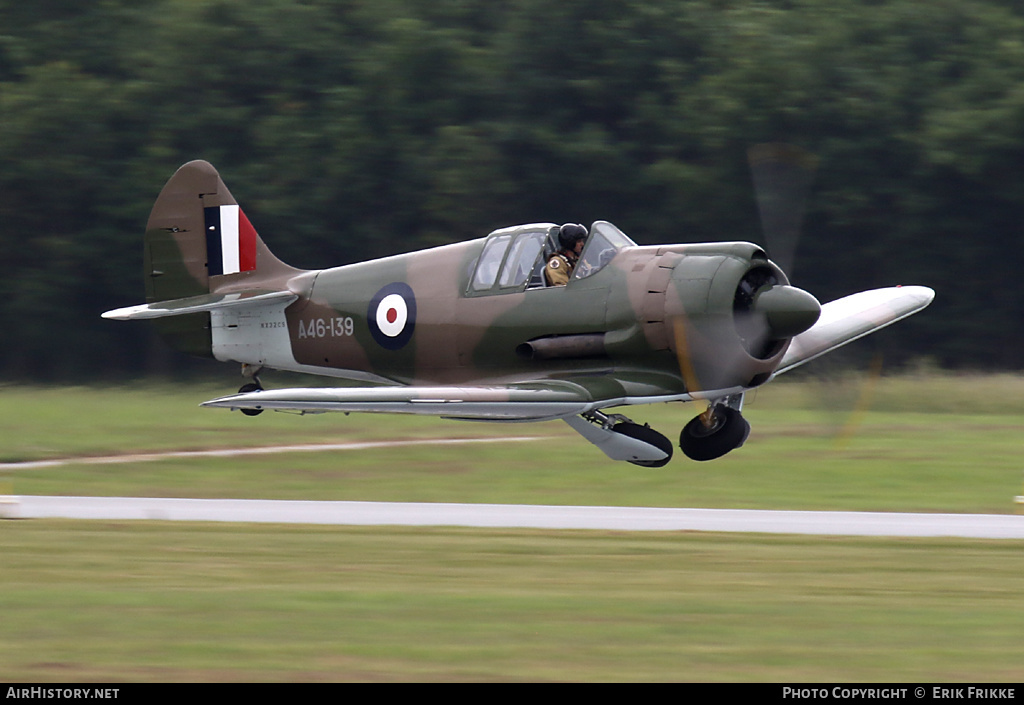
top-left (679, 406), bottom-right (750, 461)
top-left (613, 422), bottom-right (673, 468)
top-left (237, 381), bottom-right (264, 416)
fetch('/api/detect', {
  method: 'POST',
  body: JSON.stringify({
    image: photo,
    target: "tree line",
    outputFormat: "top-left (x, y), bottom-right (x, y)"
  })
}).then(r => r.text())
top-left (2, 0), bottom-right (1023, 379)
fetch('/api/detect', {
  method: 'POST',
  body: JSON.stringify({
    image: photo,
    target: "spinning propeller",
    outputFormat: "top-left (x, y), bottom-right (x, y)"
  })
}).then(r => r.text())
top-left (748, 144), bottom-right (887, 447)
top-left (669, 144), bottom-right (823, 459)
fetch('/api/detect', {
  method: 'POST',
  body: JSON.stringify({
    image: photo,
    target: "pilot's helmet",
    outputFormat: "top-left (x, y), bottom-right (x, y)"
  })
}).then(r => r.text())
top-left (558, 223), bottom-right (588, 249)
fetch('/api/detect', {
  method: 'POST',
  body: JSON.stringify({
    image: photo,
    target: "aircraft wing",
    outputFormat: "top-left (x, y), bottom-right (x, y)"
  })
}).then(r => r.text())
top-left (201, 380), bottom-right (598, 421)
top-left (773, 285), bottom-right (935, 376)
top-left (102, 290), bottom-right (297, 320)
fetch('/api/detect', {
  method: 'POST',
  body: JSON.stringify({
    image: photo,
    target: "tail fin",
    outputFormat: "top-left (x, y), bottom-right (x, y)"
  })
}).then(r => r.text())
top-left (108, 160), bottom-right (303, 358)
top-left (144, 160), bottom-right (298, 302)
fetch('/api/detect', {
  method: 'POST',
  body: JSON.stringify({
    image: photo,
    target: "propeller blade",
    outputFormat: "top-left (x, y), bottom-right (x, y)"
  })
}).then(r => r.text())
top-left (748, 143), bottom-right (818, 275)
top-left (671, 314), bottom-right (751, 397)
top-left (834, 352), bottom-right (885, 449)
top-left (671, 316), bottom-right (705, 394)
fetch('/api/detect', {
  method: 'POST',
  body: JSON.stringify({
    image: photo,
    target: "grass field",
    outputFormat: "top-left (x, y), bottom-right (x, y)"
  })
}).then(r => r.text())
top-left (2, 374), bottom-right (1024, 681)
top-left (3, 522), bottom-right (1024, 682)
top-left (3, 374), bottom-right (1023, 512)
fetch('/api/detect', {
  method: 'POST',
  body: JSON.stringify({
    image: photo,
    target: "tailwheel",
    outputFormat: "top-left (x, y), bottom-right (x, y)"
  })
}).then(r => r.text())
top-left (237, 381), bottom-right (264, 416)
top-left (679, 405), bottom-right (750, 461)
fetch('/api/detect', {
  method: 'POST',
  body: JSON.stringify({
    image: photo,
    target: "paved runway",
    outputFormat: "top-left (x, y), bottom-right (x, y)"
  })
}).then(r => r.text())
top-left (5, 495), bottom-right (1024, 538)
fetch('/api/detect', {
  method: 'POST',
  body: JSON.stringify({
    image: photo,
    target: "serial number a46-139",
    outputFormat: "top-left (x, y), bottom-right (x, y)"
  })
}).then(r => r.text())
top-left (298, 316), bottom-right (354, 339)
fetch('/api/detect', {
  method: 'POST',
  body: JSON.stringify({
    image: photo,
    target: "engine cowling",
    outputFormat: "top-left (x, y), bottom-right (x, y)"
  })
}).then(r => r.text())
top-left (662, 243), bottom-right (820, 393)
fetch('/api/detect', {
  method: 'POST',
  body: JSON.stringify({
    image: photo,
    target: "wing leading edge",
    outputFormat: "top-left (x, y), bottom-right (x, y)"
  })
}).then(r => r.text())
top-left (202, 381), bottom-right (597, 422)
top-left (774, 285), bottom-right (935, 376)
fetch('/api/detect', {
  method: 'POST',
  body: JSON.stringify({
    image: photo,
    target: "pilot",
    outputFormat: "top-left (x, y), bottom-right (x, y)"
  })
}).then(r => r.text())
top-left (545, 223), bottom-right (588, 286)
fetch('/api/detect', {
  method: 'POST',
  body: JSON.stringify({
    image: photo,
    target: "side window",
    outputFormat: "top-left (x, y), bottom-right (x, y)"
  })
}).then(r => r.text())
top-left (468, 225), bottom-right (561, 295)
top-left (471, 234), bottom-right (511, 291)
top-left (499, 231), bottom-right (544, 288)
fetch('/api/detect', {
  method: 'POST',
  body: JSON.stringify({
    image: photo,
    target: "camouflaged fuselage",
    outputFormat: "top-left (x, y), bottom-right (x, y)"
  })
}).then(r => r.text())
top-left (221, 235), bottom-right (788, 400)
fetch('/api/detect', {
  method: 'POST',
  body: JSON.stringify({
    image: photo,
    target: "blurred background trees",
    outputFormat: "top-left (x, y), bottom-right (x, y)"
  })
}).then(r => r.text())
top-left (2, 0), bottom-right (1022, 379)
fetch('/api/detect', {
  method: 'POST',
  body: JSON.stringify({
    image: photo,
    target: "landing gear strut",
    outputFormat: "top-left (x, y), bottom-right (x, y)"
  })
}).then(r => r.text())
top-left (679, 403), bottom-right (750, 461)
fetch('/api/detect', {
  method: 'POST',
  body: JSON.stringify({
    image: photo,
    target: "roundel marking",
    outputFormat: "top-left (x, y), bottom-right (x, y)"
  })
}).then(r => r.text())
top-left (376, 293), bottom-right (408, 337)
top-left (368, 283), bottom-right (416, 350)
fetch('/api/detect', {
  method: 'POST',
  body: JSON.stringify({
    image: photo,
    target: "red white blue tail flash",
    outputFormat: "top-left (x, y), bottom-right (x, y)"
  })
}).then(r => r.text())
top-left (205, 205), bottom-right (257, 276)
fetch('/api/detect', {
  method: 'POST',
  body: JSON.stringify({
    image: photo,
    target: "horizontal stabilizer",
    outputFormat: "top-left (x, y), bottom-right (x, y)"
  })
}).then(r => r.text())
top-left (774, 285), bottom-right (934, 376)
top-left (202, 382), bottom-right (595, 422)
top-left (102, 290), bottom-right (297, 320)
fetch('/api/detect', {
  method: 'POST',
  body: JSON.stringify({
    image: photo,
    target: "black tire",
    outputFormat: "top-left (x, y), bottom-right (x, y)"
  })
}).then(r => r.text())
top-left (237, 382), bottom-right (264, 416)
top-left (613, 422), bottom-right (673, 468)
top-left (679, 406), bottom-right (750, 461)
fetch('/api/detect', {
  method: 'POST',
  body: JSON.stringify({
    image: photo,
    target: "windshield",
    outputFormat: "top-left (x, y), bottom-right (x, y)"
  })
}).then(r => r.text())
top-left (574, 221), bottom-right (635, 280)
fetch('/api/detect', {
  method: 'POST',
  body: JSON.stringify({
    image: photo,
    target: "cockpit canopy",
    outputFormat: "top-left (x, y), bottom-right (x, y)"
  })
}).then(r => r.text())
top-left (468, 221), bottom-right (635, 295)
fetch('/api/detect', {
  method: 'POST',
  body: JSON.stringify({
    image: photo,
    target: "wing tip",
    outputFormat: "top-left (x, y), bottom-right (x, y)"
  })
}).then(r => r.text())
top-left (201, 393), bottom-right (254, 409)
top-left (895, 284), bottom-right (936, 307)
top-left (101, 305), bottom-right (145, 321)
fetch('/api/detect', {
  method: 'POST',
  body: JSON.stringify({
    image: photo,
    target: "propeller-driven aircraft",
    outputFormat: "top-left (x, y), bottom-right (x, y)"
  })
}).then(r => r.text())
top-left (103, 153), bottom-right (933, 466)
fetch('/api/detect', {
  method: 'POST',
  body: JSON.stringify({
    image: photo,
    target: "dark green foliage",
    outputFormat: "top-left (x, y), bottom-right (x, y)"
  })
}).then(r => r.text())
top-left (1, 0), bottom-right (1022, 378)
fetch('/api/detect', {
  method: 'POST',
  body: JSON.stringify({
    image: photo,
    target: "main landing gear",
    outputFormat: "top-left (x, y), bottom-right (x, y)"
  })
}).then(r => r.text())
top-left (563, 411), bottom-right (674, 467)
top-left (237, 364), bottom-right (264, 416)
top-left (679, 397), bottom-right (751, 462)
top-left (612, 420), bottom-right (675, 468)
